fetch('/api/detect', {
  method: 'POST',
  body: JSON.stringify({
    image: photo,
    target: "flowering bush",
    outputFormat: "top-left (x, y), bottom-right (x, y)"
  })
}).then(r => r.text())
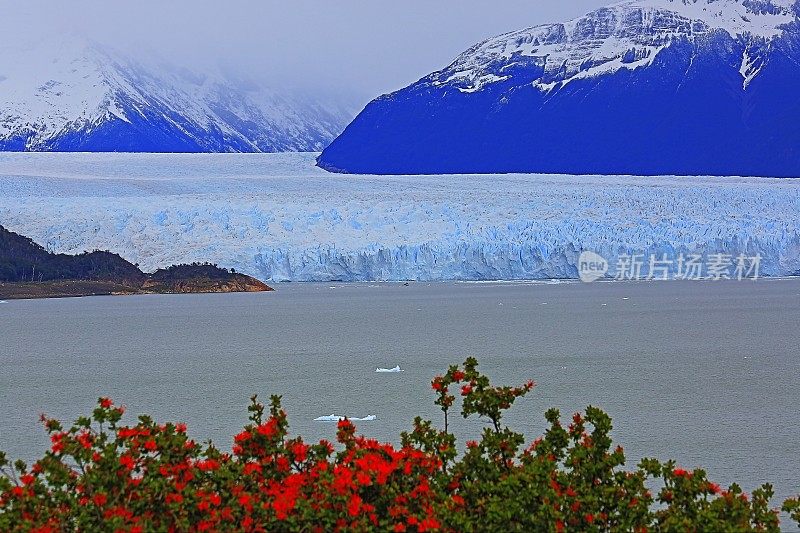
top-left (1, 357), bottom-right (798, 531)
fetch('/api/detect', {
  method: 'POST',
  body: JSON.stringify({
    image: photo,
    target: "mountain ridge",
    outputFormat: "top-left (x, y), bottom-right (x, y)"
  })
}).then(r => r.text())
top-left (317, 0), bottom-right (800, 177)
top-left (0, 38), bottom-right (357, 153)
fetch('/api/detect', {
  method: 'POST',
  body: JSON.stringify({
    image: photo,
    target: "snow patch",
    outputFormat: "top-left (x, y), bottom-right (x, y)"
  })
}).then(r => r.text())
top-left (432, 0), bottom-right (797, 94)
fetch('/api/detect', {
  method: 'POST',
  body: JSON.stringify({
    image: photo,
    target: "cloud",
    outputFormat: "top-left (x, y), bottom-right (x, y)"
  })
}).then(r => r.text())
top-left (0, 0), bottom-right (608, 98)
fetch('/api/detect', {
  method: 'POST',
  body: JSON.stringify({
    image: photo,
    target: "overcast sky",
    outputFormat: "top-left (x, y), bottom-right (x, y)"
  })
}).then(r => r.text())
top-left (3, 0), bottom-right (609, 98)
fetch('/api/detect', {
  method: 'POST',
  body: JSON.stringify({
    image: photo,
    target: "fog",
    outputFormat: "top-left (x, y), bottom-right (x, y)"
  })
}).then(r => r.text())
top-left (2, 0), bottom-right (608, 99)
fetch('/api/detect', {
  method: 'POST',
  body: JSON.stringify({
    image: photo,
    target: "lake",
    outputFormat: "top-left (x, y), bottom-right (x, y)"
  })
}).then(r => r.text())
top-left (1, 279), bottom-right (798, 516)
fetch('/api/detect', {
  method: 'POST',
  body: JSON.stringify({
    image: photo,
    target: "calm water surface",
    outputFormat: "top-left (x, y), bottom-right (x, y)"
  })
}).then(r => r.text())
top-left (1, 280), bottom-right (798, 513)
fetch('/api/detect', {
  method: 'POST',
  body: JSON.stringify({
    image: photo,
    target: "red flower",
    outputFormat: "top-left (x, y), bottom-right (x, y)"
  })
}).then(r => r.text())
top-left (99, 397), bottom-right (113, 408)
top-left (50, 432), bottom-right (66, 454)
top-left (234, 431), bottom-right (251, 444)
top-left (119, 454), bottom-right (135, 471)
top-left (431, 379), bottom-right (444, 392)
top-left (93, 493), bottom-right (107, 506)
top-left (243, 463), bottom-right (262, 476)
top-left (273, 492), bottom-right (296, 520)
top-left (276, 456), bottom-right (290, 472)
top-left (238, 493), bottom-right (253, 510)
top-left (256, 419), bottom-right (278, 438)
top-left (320, 439), bottom-right (335, 455)
top-left (291, 442), bottom-right (309, 463)
top-left (76, 431), bottom-right (93, 450)
top-left (673, 468), bottom-right (691, 478)
top-left (461, 384), bottom-right (472, 396)
top-left (117, 428), bottom-right (138, 439)
top-left (708, 482), bottom-right (722, 495)
top-left (348, 494), bottom-right (362, 517)
top-left (165, 493), bottom-right (184, 505)
top-left (585, 513), bottom-right (595, 524)
top-left (20, 474), bottom-right (35, 486)
top-left (333, 465), bottom-right (354, 494)
top-left (418, 517), bottom-right (441, 532)
top-left (356, 471), bottom-right (372, 486)
top-left (175, 423), bottom-right (187, 434)
top-left (144, 439), bottom-right (157, 452)
top-left (197, 459), bottom-right (220, 472)
top-left (452, 370), bottom-right (465, 381)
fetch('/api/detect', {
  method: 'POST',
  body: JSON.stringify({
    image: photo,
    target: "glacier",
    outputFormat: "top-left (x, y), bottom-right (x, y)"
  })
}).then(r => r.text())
top-left (0, 152), bottom-right (799, 282)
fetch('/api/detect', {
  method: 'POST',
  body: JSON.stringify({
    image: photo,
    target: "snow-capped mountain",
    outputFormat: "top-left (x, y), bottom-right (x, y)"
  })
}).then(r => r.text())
top-left (318, 0), bottom-right (800, 176)
top-left (0, 38), bottom-right (358, 152)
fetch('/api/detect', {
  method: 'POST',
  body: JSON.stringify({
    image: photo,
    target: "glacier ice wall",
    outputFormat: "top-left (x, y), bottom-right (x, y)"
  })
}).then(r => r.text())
top-left (0, 152), bottom-right (798, 282)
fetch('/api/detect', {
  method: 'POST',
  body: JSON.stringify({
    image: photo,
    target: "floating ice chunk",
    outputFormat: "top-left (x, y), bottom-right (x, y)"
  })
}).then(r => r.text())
top-left (376, 365), bottom-right (403, 373)
top-left (314, 414), bottom-right (376, 422)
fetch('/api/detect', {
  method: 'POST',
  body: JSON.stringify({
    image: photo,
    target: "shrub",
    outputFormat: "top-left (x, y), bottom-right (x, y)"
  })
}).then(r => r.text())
top-left (0, 358), bottom-right (797, 531)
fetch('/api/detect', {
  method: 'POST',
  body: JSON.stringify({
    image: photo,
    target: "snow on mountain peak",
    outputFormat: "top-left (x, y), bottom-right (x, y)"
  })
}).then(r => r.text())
top-left (0, 38), bottom-right (357, 152)
top-left (432, 0), bottom-right (799, 93)
top-left (0, 38), bottom-right (110, 139)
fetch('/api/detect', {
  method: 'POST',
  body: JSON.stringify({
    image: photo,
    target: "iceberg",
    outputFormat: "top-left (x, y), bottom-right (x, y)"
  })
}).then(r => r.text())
top-left (376, 366), bottom-right (403, 373)
top-left (0, 152), bottom-right (799, 283)
top-left (314, 414), bottom-right (377, 422)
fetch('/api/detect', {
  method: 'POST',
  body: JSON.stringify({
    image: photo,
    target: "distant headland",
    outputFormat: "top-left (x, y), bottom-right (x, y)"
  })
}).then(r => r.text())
top-left (0, 225), bottom-right (272, 299)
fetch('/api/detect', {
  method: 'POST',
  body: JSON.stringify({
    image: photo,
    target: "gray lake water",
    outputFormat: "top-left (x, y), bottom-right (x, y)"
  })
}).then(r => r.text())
top-left (1, 280), bottom-right (798, 516)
